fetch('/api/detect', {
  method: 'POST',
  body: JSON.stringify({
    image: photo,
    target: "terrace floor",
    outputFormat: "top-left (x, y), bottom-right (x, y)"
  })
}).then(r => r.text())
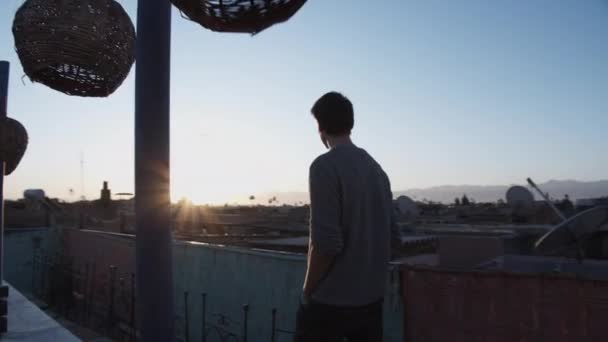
top-left (1, 283), bottom-right (79, 341)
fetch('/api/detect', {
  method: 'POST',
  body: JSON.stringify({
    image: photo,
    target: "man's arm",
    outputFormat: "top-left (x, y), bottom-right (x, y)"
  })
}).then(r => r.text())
top-left (302, 160), bottom-right (343, 298)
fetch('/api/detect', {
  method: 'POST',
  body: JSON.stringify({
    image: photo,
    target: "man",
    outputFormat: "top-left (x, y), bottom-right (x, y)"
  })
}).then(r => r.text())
top-left (295, 92), bottom-right (401, 341)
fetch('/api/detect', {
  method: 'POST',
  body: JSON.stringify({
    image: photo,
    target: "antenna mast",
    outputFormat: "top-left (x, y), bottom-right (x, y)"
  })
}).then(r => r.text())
top-left (527, 177), bottom-right (566, 221)
top-left (80, 151), bottom-right (85, 200)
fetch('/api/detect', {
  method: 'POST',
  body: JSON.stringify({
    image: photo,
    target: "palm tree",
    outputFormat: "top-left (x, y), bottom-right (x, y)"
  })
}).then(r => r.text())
top-left (461, 194), bottom-right (470, 206)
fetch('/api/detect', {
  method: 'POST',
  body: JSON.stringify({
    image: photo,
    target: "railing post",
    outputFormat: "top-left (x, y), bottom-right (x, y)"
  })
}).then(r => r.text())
top-left (83, 263), bottom-right (90, 326)
top-left (271, 308), bottom-right (277, 342)
top-left (184, 291), bottom-right (190, 342)
top-left (108, 265), bottom-right (117, 336)
top-left (0, 60), bottom-right (10, 334)
top-left (201, 293), bottom-right (207, 342)
top-left (242, 304), bottom-right (249, 342)
top-left (41, 254), bottom-right (49, 302)
top-left (31, 252), bottom-right (38, 296)
top-left (130, 273), bottom-right (136, 342)
top-left (87, 262), bottom-right (97, 326)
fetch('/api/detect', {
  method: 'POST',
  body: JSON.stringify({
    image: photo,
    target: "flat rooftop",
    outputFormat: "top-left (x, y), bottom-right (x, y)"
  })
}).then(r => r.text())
top-left (478, 254), bottom-right (608, 280)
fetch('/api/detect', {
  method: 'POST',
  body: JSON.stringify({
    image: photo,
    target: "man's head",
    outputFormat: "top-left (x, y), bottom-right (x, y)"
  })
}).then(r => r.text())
top-left (311, 92), bottom-right (354, 148)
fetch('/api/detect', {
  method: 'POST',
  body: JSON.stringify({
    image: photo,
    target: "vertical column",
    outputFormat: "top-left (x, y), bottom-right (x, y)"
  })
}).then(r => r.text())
top-left (134, 1), bottom-right (174, 341)
top-left (0, 61), bottom-right (10, 333)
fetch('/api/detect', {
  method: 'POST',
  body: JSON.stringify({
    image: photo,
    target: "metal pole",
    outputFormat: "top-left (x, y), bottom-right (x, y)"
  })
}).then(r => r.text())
top-left (201, 293), bottom-right (206, 342)
top-left (184, 291), bottom-right (189, 342)
top-left (130, 273), bottom-right (135, 342)
top-left (135, 0), bottom-right (174, 341)
top-left (242, 304), bottom-right (249, 342)
top-left (0, 61), bottom-right (9, 283)
top-left (527, 177), bottom-right (567, 221)
top-left (107, 265), bottom-right (116, 335)
top-left (0, 61), bottom-right (10, 334)
top-left (271, 308), bottom-right (276, 342)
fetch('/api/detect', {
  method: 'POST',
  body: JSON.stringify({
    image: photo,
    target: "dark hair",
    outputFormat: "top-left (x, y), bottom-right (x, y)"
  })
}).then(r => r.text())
top-left (311, 92), bottom-right (354, 135)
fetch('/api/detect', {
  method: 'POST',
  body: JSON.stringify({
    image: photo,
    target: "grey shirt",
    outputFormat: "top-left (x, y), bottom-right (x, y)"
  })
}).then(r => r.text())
top-left (309, 143), bottom-right (399, 307)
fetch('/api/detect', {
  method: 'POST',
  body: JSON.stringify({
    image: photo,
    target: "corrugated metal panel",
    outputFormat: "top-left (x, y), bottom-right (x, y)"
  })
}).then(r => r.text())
top-left (402, 265), bottom-right (608, 341)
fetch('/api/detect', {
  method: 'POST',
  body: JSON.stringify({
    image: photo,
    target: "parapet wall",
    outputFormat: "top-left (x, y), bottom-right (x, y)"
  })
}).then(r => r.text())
top-left (4, 227), bottom-right (60, 294)
top-left (23, 228), bottom-right (404, 341)
top-left (402, 265), bottom-right (608, 341)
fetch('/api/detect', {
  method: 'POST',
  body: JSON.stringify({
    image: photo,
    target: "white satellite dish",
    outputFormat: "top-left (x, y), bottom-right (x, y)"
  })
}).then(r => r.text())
top-left (396, 195), bottom-right (419, 220)
top-left (506, 186), bottom-right (534, 209)
top-left (535, 206), bottom-right (608, 256)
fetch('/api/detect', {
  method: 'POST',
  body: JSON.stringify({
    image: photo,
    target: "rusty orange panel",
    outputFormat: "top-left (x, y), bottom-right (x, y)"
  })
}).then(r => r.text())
top-left (401, 265), bottom-right (608, 342)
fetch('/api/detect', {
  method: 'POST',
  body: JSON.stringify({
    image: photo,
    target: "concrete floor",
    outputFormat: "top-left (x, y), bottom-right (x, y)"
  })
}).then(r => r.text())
top-left (52, 316), bottom-right (112, 342)
top-left (1, 283), bottom-right (79, 341)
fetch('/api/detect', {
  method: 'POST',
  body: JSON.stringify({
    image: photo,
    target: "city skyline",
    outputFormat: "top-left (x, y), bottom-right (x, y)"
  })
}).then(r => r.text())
top-left (1, 0), bottom-right (607, 204)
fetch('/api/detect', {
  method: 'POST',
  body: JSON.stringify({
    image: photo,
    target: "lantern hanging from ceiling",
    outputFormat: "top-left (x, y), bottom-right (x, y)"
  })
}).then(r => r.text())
top-left (172, 0), bottom-right (307, 35)
top-left (0, 117), bottom-right (29, 176)
top-left (12, 0), bottom-right (136, 97)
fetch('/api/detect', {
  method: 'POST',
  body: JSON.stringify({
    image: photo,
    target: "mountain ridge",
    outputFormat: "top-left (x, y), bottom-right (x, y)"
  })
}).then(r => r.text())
top-left (251, 180), bottom-right (608, 205)
top-left (395, 179), bottom-right (608, 203)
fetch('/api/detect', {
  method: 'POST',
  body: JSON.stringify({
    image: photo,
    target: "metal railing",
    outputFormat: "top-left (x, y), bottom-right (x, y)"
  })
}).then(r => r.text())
top-left (31, 250), bottom-right (297, 342)
top-left (32, 250), bottom-right (136, 341)
top-left (179, 292), bottom-right (296, 342)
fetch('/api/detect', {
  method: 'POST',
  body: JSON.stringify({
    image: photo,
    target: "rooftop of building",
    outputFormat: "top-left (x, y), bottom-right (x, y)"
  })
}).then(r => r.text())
top-left (478, 254), bottom-right (608, 280)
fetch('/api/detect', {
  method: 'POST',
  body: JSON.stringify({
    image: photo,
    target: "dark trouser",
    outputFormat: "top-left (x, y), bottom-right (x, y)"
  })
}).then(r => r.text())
top-left (294, 299), bottom-right (383, 342)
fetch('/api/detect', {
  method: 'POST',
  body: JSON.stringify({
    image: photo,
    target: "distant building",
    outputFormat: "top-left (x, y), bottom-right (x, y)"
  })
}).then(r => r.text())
top-left (576, 197), bottom-right (608, 211)
top-left (100, 181), bottom-right (111, 208)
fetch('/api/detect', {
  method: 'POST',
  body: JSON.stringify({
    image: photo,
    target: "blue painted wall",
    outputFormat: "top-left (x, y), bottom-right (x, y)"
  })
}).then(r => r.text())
top-left (3, 227), bottom-right (60, 295)
top-left (173, 240), bottom-right (404, 342)
top-left (4, 229), bottom-right (405, 341)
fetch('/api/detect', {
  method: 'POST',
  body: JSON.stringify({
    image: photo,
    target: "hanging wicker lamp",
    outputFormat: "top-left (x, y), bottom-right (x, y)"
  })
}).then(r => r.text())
top-left (12, 0), bottom-right (136, 97)
top-left (0, 117), bottom-right (29, 176)
top-left (172, 0), bottom-right (307, 35)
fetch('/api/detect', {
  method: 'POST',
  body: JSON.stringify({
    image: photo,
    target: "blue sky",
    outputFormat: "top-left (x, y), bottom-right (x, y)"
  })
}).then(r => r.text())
top-left (1, 0), bottom-right (607, 204)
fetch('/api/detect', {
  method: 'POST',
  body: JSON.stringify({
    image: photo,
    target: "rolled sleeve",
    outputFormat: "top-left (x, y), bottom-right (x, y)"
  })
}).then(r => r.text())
top-left (309, 159), bottom-right (343, 256)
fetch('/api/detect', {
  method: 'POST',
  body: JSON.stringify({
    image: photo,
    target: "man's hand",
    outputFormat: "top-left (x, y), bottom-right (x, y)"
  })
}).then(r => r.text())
top-left (302, 244), bottom-right (336, 300)
top-left (300, 291), bottom-right (311, 307)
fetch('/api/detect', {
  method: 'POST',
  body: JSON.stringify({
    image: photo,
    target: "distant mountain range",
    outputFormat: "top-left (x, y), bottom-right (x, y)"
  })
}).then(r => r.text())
top-left (253, 180), bottom-right (608, 205)
top-left (397, 180), bottom-right (608, 203)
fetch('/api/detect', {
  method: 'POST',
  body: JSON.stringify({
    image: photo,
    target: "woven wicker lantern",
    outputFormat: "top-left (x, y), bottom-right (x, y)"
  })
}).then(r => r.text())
top-left (172, 0), bottom-right (307, 35)
top-left (12, 0), bottom-right (136, 97)
top-left (0, 117), bottom-right (28, 176)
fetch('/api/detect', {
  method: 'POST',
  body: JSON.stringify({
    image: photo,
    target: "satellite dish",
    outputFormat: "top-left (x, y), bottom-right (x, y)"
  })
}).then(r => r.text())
top-left (535, 206), bottom-right (608, 256)
top-left (115, 192), bottom-right (134, 197)
top-left (396, 196), bottom-right (419, 220)
top-left (506, 186), bottom-right (534, 209)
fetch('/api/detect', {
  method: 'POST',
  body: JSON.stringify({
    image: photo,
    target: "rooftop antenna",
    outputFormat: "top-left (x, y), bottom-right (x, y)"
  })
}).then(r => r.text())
top-left (527, 177), bottom-right (566, 221)
top-left (80, 151), bottom-right (85, 200)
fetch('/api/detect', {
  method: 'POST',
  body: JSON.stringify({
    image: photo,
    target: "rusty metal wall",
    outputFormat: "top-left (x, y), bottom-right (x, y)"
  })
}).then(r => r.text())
top-left (401, 265), bottom-right (608, 342)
